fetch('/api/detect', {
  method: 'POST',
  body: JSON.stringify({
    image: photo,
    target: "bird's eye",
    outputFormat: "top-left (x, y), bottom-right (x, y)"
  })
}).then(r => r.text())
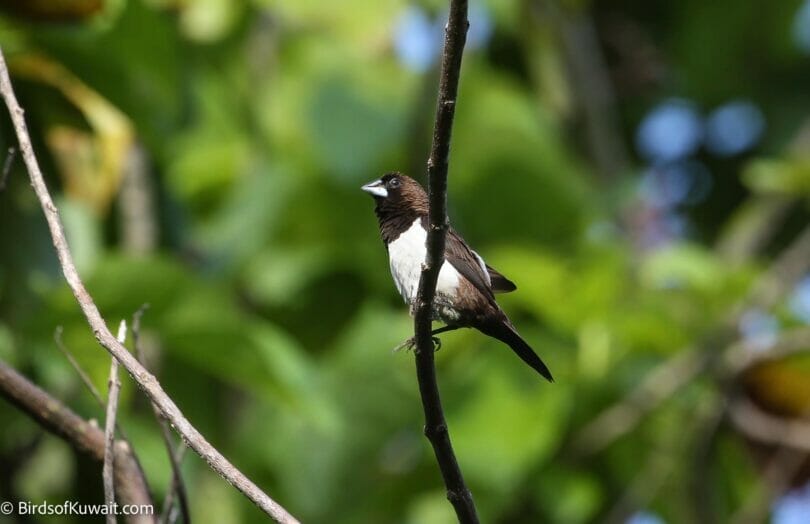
top-left (388, 178), bottom-right (400, 189)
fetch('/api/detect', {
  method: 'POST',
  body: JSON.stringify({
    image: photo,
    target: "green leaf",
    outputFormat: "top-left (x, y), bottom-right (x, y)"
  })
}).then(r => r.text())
top-left (743, 157), bottom-right (810, 196)
top-left (450, 369), bottom-right (570, 497)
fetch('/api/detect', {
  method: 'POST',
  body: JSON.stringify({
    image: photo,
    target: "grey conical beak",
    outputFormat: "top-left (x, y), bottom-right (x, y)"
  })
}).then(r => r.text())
top-left (361, 179), bottom-right (388, 198)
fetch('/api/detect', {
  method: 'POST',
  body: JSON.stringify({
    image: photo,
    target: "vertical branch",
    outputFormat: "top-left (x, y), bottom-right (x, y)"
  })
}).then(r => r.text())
top-left (0, 46), bottom-right (298, 524)
top-left (104, 321), bottom-right (127, 524)
top-left (412, 1), bottom-right (478, 522)
top-left (119, 145), bottom-right (158, 254)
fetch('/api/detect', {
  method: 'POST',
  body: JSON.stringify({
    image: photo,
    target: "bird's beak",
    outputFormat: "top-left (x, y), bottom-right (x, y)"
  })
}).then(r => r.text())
top-left (361, 179), bottom-right (388, 198)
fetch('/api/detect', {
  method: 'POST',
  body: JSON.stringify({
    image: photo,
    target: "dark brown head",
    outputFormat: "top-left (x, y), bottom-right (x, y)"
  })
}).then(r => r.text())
top-left (361, 172), bottom-right (428, 216)
top-left (362, 172), bottom-right (429, 243)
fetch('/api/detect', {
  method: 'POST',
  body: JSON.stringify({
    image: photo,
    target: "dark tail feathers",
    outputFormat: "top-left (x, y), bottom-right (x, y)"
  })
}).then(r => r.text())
top-left (480, 321), bottom-right (553, 382)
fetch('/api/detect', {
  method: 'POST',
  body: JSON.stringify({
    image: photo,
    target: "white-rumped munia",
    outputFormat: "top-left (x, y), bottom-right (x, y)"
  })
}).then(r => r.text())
top-left (362, 172), bottom-right (553, 381)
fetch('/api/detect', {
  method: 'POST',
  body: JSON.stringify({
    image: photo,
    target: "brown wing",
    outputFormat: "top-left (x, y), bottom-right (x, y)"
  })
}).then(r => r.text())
top-left (445, 228), bottom-right (515, 298)
top-left (486, 264), bottom-right (517, 293)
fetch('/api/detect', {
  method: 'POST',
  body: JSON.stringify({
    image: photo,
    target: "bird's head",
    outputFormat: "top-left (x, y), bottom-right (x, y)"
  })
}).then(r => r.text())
top-left (361, 172), bottom-right (428, 215)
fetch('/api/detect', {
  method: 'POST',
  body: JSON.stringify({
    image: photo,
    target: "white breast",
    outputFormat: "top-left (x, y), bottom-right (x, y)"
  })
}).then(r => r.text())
top-left (387, 220), bottom-right (460, 305)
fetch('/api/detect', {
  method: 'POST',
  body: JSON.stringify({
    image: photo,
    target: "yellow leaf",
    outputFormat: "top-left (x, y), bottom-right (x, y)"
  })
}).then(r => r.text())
top-left (11, 53), bottom-right (134, 214)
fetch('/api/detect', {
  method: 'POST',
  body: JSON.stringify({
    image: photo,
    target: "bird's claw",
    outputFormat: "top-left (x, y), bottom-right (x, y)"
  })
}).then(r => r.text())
top-left (392, 337), bottom-right (416, 353)
top-left (392, 336), bottom-right (442, 353)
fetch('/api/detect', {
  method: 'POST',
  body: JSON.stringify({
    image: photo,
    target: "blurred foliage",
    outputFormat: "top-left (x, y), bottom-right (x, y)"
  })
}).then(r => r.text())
top-left (0, 0), bottom-right (809, 523)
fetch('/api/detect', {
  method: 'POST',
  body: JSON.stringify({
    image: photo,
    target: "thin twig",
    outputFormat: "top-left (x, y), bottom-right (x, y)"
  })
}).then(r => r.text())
top-left (727, 425), bottom-right (806, 524)
top-left (104, 321), bottom-right (126, 524)
top-left (728, 398), bottom-right (810, 452)
top-left (54, 325), bottom-right (105, 405)
top-left (687, 395), bottom-right (729, 524)
top-left (536, 0), bottom-right (630, 180)
top-left (0, 359), bottom-right (156, 523)
top-left (0, 145), bottom-right (15, 190)
top-left (723, 326), bottom-right (810, 374)
top-left (55, 324), bottom-right (139, 448)
top-left (161, 444), bottom-right (188, 524)
top-left (119, 145), bottom-right (158, 254)
top-left (716, 195), bottom-right (795, 264)
top-left (571, 346), bottom-right (708, 455)
top-left (0, 46), bottom-right (299, 524)
top-left (133, 305), bottom-right (190, 524)
top-left (602, 428), bottom-right (684, 524)
top-left (412, 1), bottom-right (477, 522)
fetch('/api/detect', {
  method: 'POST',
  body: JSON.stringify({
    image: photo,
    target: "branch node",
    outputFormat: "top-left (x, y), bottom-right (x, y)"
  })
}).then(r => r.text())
top-left (424, 422), bottom-right (448, 440)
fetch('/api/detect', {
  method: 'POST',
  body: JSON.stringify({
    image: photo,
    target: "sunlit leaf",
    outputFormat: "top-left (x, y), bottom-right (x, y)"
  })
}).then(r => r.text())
top-left (12, 53), bottom-right (135, 214)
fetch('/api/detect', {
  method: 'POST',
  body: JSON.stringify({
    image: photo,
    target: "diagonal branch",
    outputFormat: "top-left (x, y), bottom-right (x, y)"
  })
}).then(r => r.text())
top-left (55, 325), bottom-right (106, 406)
top-left (0, 47), bottom-right (298, 524)
top-left (412, 1), bottom-right (478, 522)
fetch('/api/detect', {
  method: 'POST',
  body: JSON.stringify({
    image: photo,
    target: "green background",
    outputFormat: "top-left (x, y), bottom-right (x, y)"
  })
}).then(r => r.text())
top-left (1, 0), bottom-right (809, 522)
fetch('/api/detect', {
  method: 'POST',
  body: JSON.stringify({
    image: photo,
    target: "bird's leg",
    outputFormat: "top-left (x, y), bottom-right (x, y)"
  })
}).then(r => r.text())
top-left (428, 325), bottom-right (461, 351)
top-left (392, 325), bottom-right (461, 353)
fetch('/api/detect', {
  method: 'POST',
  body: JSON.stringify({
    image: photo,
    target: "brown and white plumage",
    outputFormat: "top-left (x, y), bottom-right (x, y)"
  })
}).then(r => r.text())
top-left (362, 172), bottom-right (553, 381)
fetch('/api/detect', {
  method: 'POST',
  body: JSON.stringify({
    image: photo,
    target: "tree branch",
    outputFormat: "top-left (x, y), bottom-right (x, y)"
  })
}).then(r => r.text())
top-left (160, 444), bottom-right (188, 524)
top-left (104, 321), bottom-right (126, 524)
top-left (132, 305), bottom-right (190, 524)
top-left (0, 359), bottom-right (156, 524)
top-left (0, 145), bottom-right (15, 190)
top-left (0, 46), bottom-right (299, 524)
top-left (728, 397), bottom-right (810, 453)
top-left (723, 326), bottom-right (810, 374)
top-left (412, 1), bottom-right (477, 522)
top-left (55, 325), bottom-right (106, 406)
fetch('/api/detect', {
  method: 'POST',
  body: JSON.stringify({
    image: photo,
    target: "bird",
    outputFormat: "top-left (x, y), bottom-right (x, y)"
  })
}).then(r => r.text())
top-left (362, 172), bottom-right (553, 381)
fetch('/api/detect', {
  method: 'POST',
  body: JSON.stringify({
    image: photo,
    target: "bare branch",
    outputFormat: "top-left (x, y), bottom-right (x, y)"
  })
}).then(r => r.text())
top-left (161, 444), bottom-right (188, 524)
top-left (412, 1), bottom-right (477, 522)
top-left (104, 321), bottom-right (126, 524)
top-left (744, 224), bottom-right (810, 311)
top-left (723, 326), bottom-right (810, 374)
top-left (729, 441), bottom-right (807, 524)
top-left (55, 323), bottom-right (141, 454)
top-left (572, 347), bottom-right (707, 455)
top-left (55, 325), bottom-right (105, 406)
top-left (0, 359), bottom-right (155, 523)
top-left (729, 398), bottom-right (810, 452)
top-left (119, 145), bottom-right (158, 254)
top-left (133, 305), bottom-right (190, 524)
top-left (535, 0), bottom-right (630, 181)
top-left (0, 46), bottom-right (299, 524)
top-left (726, 398), bottom-right (810, 522)
top-left (716, 195), bottom-right (795, 263)
top-left (0, 145), bottom-right (15, 190)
